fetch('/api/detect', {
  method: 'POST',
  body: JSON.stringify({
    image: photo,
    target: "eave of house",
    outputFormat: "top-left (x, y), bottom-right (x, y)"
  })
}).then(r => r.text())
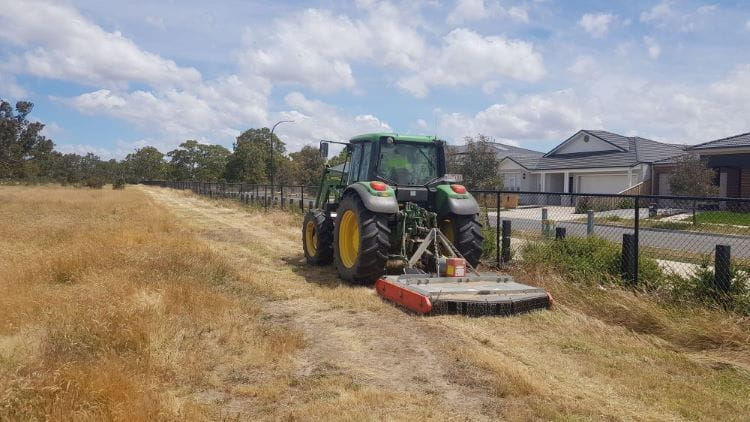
top-left (543, 130), bottom-right (628, 157)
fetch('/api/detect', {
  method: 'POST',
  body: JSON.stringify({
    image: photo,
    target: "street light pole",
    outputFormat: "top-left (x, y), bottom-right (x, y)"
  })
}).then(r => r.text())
top-left (269, 120), bottom-right (293, 208)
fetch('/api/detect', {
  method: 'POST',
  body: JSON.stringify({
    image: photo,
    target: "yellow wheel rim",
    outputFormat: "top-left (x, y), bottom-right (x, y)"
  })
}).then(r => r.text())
top-left (305, 221), bottom-right (317, 256)
top-left (338, 210), bottom-right (360, 268)
top-left (440, 219), bottom-right (455, 243)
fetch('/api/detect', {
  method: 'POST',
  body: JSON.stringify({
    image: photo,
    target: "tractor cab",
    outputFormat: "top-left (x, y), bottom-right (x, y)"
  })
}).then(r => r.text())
top-left (322, 134), bottom-right (450, 207)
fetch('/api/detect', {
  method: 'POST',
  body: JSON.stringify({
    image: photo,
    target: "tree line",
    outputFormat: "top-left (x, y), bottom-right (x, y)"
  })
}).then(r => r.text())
top-left (0, 100), bottom-right (350, 187)
top-left (1, 99), bottom-right (502, 189)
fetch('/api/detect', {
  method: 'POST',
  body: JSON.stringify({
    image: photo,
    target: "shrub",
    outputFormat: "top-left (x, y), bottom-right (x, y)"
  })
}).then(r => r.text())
top-left (112, 179), bottom-right (126, 190)
top-left (83, 177), bottom-right (106, 189)
top-left (479, 209), bottom-right (497, 260)
top-left (574, 196), bottom-right (636, 214)
top-left (522, 236), bottom-right (662, 286)
top-left (670, 260), bottom-right (750, 315)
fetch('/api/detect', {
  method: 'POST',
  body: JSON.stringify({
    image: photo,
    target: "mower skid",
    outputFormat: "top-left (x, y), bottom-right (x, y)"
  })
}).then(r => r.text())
top-left (376, 273), bottom-right (551, 316)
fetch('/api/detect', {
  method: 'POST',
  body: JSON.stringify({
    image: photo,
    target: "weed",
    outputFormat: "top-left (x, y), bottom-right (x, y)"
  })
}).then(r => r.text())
top-left (522, 236), bottom-right (662, 286)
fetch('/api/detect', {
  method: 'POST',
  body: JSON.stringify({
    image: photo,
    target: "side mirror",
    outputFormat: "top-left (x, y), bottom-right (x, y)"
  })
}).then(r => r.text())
top-left (319, 141), bottom-right (329, 158)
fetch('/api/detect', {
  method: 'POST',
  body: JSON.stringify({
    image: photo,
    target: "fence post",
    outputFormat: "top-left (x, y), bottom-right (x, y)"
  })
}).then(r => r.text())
top-left (633, 195), bottom-right (640, 287)
top-left (555, 227), bottom-right (566, 240)
top-left (587, 210), bottom-right (594, 236)
top-left (621, 233), bottom-right (636, 285)
top-left (715, 244), bottom-right (731, 297)
top-left (496, 192), bottom-right (501, 266)
top-left (541, 208), bottom-right (548, 237)
top-left (301, 186), bottom-right (305, 211)
top-left (264, 185), bottom-right (268, 209)
top-left (501, 220), bottom-right (511, 264)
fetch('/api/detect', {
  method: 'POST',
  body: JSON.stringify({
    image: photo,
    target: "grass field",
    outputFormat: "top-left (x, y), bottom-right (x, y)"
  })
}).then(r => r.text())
top-left (697, 210), bottom-right (750, 226)
top-left (2, 185), bottom-right (749, 420)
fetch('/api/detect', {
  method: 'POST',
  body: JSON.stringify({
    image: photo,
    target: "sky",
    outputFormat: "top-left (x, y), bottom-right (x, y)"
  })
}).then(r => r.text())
top-left (1, 0), bottom-right (749, 159)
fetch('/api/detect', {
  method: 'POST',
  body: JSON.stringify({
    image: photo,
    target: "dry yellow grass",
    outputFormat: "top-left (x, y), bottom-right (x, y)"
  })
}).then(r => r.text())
top-left (0, 186), bottom-right (302, 420)
top-left (3, 185), bottom-right (749, 421)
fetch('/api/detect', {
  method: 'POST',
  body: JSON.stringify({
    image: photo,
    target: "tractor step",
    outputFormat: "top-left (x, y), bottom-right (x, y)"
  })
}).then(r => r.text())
top-left (375, 273), bottom-right (551, 316)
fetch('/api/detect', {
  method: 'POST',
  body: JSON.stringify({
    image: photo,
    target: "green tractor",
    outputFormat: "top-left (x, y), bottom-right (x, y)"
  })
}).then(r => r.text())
top-left (302, 133), bottom-right (483, 284)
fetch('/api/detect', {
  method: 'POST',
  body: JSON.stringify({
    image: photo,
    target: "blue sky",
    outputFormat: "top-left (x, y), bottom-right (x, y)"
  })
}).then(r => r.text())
top-left (1, 0), bottom-right (749, 158)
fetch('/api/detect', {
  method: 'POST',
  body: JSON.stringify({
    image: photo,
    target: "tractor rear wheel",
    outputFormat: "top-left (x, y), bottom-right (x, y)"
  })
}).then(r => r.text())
top-left (439, 214), bottom-right (483, 267)
top-left (333, 194), bottom-right (391, 284)
top-left (303, 210), bottom-right (334, 265)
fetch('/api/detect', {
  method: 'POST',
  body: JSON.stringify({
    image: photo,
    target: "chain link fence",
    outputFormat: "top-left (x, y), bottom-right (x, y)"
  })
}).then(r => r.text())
top-left (145, 181), bottom-right (750, 304)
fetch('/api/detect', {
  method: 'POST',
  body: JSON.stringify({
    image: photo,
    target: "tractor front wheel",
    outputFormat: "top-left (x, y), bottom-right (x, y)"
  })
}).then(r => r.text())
top-left (440, 214), bottom-right (484, 268)
top-left (303, 210), bottom-right (334, 265)
top-left (334, 194), bottom-right (391, 284)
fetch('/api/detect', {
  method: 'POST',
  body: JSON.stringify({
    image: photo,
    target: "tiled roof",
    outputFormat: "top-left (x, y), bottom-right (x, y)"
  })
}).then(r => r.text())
top-left (526, 131), bottom-right (684, 170)
top-left (452, 142), bottom-right (544, 159)
top-left (690, 132), bottom-right (750, 150)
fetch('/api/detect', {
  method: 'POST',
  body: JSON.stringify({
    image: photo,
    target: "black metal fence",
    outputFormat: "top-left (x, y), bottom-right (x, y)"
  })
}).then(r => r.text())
top-left (470, 190), bottom-right (750, 297)
top-left (145, 181), bottom-right (750, 294)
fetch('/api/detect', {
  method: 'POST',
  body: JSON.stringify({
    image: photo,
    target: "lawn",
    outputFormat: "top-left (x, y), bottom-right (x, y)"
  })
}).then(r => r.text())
top-left (696, 210), bottom-right (750, 226)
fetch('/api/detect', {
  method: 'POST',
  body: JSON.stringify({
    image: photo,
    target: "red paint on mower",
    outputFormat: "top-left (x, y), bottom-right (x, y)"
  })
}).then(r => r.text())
top-left (375, 278), bottom-right (432, 314)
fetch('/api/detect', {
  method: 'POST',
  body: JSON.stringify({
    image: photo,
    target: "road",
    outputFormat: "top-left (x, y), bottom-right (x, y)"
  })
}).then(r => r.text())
top-left (488, 213), bottom-right (750, 259)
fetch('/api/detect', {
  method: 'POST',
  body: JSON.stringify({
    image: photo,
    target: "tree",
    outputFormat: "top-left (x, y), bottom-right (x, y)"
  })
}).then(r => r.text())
top-left (0, 100), bottom-right (55, 180)
top-left (194, 144), bottom-right (230, 181)
top-left (224, 128), bottom-right (285, 183)
top-left (122, 146), bottom-right (166, 182)
top-left (167, 140), bottom-right (230, 181)
top-left (669, 154), bottom-right (719, 197)
top-left (289, 145), bottom-right (326, 185)
top-left (326, 148), bottom-right (349, 167)
top-left (452, 134), bottom-right (502, 189)
top-left (167, 140), bottom-right (201, 180)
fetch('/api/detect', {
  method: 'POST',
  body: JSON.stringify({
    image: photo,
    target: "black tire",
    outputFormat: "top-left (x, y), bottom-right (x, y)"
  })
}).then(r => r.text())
top-left (333, 194), bottom-right (391, 284)
top-left (440, 213), bottom-right (483, 268)
top-left (302, 210), bottom-right (334, 265)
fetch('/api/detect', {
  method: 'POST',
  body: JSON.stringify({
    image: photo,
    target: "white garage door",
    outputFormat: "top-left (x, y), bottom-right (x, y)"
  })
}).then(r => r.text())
top-left (578, 174), bottom-right (630, 194)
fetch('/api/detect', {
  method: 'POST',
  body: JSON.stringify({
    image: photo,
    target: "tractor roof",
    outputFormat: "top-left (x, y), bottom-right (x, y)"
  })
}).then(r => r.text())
top-left (348, 133), bottom-right (438, 144)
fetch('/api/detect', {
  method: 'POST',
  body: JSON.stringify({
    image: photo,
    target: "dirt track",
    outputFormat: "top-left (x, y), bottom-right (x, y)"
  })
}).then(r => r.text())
top-left (143, 186), bottom-right (501, 420)
top-left (142, 186), bottom-right (750, 421)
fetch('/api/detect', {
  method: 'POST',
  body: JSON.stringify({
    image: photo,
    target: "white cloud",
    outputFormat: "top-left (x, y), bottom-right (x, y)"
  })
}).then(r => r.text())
top-left (447, 0), bottom-right (495, 24)
top-left (0, 0), bottom-right (200, 89)
top-left (446, 0), bottom-right (528, 24)
top-left (568, 56), bottom-right (596, 75)
top-left (640, 0), bottom-right (673, 23)
top-left (644, 36), bottom-right (661, 59)
top-left (578, 13), bottom-right (614, 38)
top-left (269, 92), bottom-right (392, 151)
top-left (508, 7), bottom-right (529, 23)
top-left (40, 121), bottom-right (65, 139)
top-left (436, 89), bottom-right (592, 144)
top-left (239, 4), bottom-right (425, 92)
top-left (580, 64), bottom-right (750, 144)
top-left (66, 75), bottom-right (271, 142)
top-left (397, 28), bottom-right (544, 97)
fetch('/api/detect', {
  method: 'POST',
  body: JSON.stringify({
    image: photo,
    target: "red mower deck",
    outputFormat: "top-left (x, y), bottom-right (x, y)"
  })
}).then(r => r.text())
top-left (376, 273), bottom-right (551, 316)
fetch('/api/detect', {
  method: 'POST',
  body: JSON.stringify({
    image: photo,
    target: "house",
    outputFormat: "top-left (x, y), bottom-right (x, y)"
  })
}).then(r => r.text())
top-left (493, 130), bottom-right (685, 195)
top-left (452, 142), bottom-right (544, 190)
top-left (653, 132), bottom-right (750, 197)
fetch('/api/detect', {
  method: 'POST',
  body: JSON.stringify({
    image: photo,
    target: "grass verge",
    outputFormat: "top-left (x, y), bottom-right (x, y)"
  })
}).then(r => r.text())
top-left (0, 185), bottom-right (303, 420)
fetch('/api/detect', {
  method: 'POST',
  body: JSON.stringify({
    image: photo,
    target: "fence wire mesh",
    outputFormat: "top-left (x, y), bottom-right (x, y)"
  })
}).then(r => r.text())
top-left (146, 181), bottom-right (750, 295)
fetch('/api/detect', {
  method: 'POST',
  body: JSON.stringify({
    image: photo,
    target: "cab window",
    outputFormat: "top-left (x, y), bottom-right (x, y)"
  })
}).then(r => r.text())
top-left (348, 144), bottom-right (363, 184)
